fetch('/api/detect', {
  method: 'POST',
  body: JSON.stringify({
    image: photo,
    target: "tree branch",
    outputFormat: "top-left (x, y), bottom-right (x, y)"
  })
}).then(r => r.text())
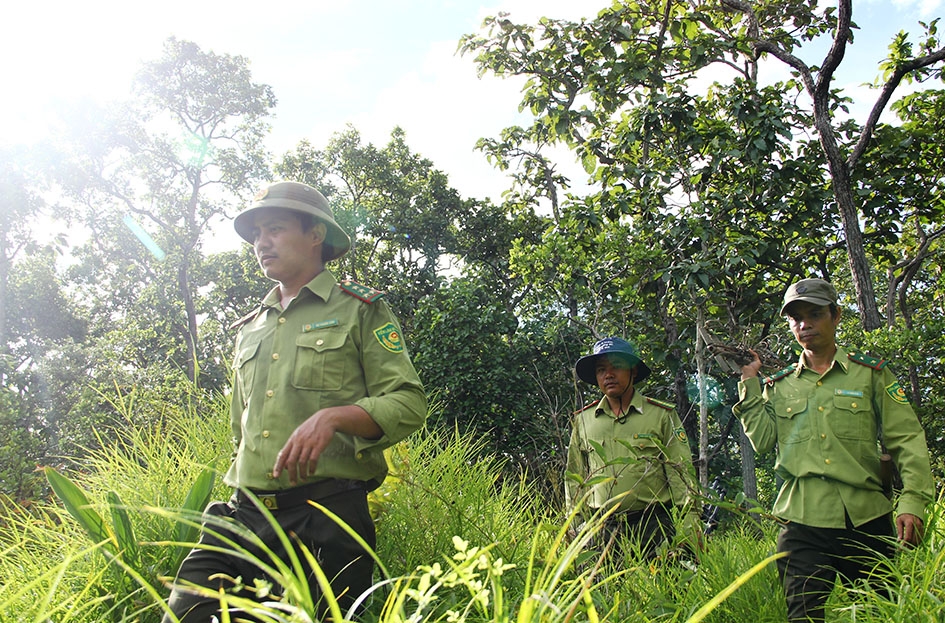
top-left (848, 45), bottom-right (945, 171)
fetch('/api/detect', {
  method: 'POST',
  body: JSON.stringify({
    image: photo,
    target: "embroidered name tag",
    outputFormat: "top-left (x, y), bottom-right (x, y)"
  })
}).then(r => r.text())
top-left (302, 319), bottom-right (339, 332)
top-left (834, 389), bottom-right (864, 398)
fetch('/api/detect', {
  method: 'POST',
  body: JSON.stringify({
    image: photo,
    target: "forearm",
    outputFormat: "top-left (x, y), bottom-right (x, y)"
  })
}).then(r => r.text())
top-left (354, 383), bottom-right (428, 448)
top-left (733, 377), bottom-right (778, 453)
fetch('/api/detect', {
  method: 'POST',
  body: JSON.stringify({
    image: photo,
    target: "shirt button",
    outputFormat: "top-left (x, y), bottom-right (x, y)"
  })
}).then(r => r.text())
top-left (786, 407), bottom-right (793, 413)
top-left (356, 452), bottom-right (363, 460)
top-left (278, 317), bottom-right (286, 324)
top-left (272, 353), bottom-right (280, 360)
top-left (266, 472), bottom-right (275, 480)
top-left (818, 406), bottom-right (824, 412)
top-left (262, 430), bottom-right (270, 438)
top-left (266, 389), bottom-right (274, 397)
top-left (821, 434), bottom-right (826, 439)
top-left (816, 381), bottom-right (823, 386)
top-left (316, 339), bottom-right (324, 346)
top-left (824, 459), bottom-right (831, 465)
top-left (851, 402), bottom-right (858, 408)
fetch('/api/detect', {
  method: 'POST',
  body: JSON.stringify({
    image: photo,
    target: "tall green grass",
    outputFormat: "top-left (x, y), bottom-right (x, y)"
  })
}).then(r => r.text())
top-left (0, 387), bottom-right (942, 622)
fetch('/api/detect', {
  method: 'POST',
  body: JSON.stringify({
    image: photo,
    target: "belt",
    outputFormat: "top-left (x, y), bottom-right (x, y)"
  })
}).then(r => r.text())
top-left (235, 478), bottom-right (364, 511)
top-left (609, 502), bottom-right (672, 523)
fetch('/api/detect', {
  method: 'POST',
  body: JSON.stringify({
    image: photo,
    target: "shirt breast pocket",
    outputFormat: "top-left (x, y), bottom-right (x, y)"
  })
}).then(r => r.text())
top-left (233, 341), bottom-right (260, 402)
top-left (830, 394), bottom-right (874, 441)
top-left (293, 330), bottom-right (347, 391)
top-left (775, 397), bottom-right (811, 444)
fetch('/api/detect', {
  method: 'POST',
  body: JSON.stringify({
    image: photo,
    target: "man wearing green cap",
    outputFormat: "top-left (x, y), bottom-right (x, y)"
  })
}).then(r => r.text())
top-left (566, 337), bottom-right (701, 558)
top-left (733, 278), bottom-right (934, 623)
top-left (163, 181), bottom-right (427, 622)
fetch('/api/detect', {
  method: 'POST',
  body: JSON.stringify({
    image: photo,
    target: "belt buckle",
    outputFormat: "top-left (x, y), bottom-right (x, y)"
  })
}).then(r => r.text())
top-left (258, 494), bottom-right (279, 511)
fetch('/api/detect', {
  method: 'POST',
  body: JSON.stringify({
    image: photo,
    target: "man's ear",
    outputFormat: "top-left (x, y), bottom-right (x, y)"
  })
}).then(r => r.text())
top-left (311, 222), bottom-right (327, 245)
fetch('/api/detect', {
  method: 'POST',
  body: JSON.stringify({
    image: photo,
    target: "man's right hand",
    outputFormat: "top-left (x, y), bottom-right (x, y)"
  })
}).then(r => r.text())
top-left (740, 349), bottom-right (762, 380)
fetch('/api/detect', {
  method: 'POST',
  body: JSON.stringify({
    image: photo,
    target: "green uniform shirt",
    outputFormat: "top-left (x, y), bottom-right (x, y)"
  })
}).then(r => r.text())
top-left (223, 270), bottom-right (427, 491)
top-left (566, 391), bottom-right (699, 521)
top-left (734, 346), bottom-right (934, 528)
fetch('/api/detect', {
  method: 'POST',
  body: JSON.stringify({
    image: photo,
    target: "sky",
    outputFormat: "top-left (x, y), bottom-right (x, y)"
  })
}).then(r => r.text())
top-left (1, 0), bottom-right (942, 252)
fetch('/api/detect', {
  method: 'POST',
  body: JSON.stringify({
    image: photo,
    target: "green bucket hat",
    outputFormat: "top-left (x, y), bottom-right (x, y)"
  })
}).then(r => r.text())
top-left (234, 181), bottom-right (352, 262)
top-left (575, 337), bottom-right (651, 385)
top-left (780, 278), bottom-right (838, 315)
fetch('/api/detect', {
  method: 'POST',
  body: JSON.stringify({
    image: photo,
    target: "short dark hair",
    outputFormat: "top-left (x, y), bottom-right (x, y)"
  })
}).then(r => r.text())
top-left (297, 212), bottom-right (316, 232)
top-left (294, 212), bottom-right (329, 261)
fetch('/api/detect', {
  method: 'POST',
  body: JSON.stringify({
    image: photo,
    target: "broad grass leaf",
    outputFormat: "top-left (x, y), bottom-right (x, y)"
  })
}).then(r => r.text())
top-left (44, 467), bottom-right (114, 555)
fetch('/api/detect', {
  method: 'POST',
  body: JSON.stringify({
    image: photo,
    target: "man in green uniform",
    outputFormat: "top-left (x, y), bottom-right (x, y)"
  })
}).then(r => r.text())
top-left (163, 181), bottom-right (427, 622)
top-left (566, 337), bottom-right (700, 558)
top-left (733, 278), bottom-right (934, 623)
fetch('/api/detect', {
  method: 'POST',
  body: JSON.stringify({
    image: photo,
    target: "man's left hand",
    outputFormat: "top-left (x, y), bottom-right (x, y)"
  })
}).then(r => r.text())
top-left (273, 405), bottom-right (382, 486)
top-left (896, 512), bottom-right (924, 547)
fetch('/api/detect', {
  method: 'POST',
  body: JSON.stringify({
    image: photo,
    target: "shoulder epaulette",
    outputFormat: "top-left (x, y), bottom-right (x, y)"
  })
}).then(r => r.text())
top-left (848, 351), bottom-right (888, 370)
top-left (762, 363), bottom-right (797, 385)
top-left (339, 280), bottom-right (385, 304)
top-left (228, 307), bottom-right (263, 331)
top-left (646, 396), bottom-right (675, 411)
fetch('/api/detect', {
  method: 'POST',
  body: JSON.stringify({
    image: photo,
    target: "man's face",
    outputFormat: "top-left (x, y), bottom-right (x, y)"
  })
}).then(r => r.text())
top-left (595, 354), bottom-right (637, 399)
top-left (785, 301), bottom-right (840, 352)
top-left (251, 208), bottom-right (324, 286)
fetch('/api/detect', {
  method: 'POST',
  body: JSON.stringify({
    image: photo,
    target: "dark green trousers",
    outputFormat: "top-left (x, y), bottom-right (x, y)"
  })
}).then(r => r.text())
top-left (602, 503), bottom-right (675, 559)
top-left (776, 513), bottom-right (895, 623)
top-left (163, 488), bottom-right (375, 622)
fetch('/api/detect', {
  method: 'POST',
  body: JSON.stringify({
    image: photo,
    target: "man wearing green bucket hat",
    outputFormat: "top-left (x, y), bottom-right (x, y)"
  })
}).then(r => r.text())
top-left (734, 278), bottom-right (934, 623)
top-left (164, 181), bottom-right (427, 621)
top-left (566, 337), bottom-right (701, 558)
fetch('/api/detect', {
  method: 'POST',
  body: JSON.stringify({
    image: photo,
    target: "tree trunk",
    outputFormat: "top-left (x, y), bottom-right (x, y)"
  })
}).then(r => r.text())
top-left (811, 113), bottom-right (883, 330)
top-left (739, 424), bottom-right (762, 532)
top-left (179, 259), bottom-right (198, 385)
top-left (696, 309), bottom-right (709, 487)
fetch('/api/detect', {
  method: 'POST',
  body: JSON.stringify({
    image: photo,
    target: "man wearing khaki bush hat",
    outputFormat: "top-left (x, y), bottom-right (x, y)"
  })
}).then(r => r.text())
top-left (567, 336), bottom-right (701, 559)
top-left (733, 277), bottom-right (934, 623)
top-left (163, 181), bottom-right (427, 622)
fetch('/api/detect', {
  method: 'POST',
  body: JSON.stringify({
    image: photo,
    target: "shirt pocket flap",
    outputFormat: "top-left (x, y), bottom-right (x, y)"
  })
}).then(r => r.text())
top-left (832, 393), bottom-right (869, 413)
top-left (775, 396), bottom-right (807, 419)
top-left (296, 330), bottom-right (346, 352)
top-left (234, 341), bottom-right (260, 369)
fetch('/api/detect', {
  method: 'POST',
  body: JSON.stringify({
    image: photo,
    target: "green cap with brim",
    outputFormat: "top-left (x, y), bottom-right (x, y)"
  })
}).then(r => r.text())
top-left (575, 337), bottom-right (651, 385)
top-left (234, 181), bottom-right (352, 262)
top-left (780, 278), bottom-right (838, 315)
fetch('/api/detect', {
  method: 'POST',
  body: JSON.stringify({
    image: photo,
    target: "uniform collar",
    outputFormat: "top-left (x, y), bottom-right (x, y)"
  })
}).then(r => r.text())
top-left (796, 345), bottom-right (849, 375)
top-left (260, 269), bottom-right (337, 309)
top-left (594, 390), bottom-right (645, 421)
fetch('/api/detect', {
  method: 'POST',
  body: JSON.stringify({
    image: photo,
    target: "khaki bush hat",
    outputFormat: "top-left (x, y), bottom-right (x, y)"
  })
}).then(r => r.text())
top-left (575, 337), bottom-right (651, 384)
top-left (780, 278), bottom-right (838, 315)
top-left (234, 181), bottom-right (352, 262)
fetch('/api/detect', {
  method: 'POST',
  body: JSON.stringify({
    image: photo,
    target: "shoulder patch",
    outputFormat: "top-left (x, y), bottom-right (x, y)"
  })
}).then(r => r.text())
top-left (228, 307), bottom-right (263, 331)
top-left (339, 280), bottom-right (385, 304)
top-left (646, 396), bottom-right (675, 411)
top-left (763, 363), bottom-right (797, 385)
top-left (373, 322), bottom-right (404, 353)
top-left (885, 381), bottom-right (910, 405)
top-left (848, 351), bottom-right (888, 370)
